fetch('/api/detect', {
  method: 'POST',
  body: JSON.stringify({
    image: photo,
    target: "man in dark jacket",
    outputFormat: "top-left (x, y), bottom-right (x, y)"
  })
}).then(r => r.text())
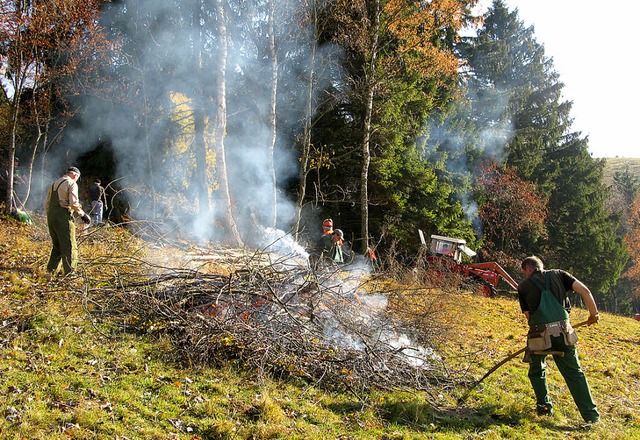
top-left (89, 178), bottom-right (108, 225)
top-left (309, 218), bottom-right (336, 269)
top-left (518, 256), bottom-right (600, 424)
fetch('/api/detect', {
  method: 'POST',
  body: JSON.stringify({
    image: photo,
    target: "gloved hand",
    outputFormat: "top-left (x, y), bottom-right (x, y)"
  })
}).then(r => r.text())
top-left (81, 214), bottom-right (91, 224)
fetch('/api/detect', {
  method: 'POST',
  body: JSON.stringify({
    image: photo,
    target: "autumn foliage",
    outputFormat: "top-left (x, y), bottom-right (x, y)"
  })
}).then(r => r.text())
top-left (476, 162), bottom-right (548, 265)
top-left (624, 192), bottom-right (640, 298)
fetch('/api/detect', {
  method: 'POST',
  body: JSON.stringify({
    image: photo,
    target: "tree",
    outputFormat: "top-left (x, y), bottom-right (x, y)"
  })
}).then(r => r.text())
top-left (457, 0), bottom-right (570, 185)
top-left (0, 0), bottom-right (112, 214)
top-left (475, 162), bottom-right (547, 265)
top-left (323, 0), bottom-right (477, 252)
top-left (459, 0), bottom-right (627, 297)
top-left (624, 191), bottom-right (640, 311)
top-left (278, 0), bottom-right (343, 241)
top-left (214, 0), bottom-right (243, 246)
top-left (609, 165), bottom-right (640, 234)
top-left (542, 137), bottom-right (627, 296)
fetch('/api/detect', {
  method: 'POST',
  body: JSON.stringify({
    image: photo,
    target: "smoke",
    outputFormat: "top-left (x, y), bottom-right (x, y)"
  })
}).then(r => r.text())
top-left (315, 272), bottom-right (440, 368)
top-left (259, 226), bottom-right (310, 260)
top-left (422, 79), bottom-right (515, 227)
top-left (41, 0), bottom-right (341, 252)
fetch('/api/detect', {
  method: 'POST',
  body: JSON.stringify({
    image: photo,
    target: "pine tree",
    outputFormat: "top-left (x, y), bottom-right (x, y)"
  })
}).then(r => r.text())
top-left (459, 0), bottom-right (627, 297)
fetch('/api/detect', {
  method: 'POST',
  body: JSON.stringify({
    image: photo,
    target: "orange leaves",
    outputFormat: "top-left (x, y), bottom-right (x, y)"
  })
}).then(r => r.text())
top-left (476, 162), bottom-right (548, 262)
top-left (382, 0), bottom-right (463, 79)
top-left (329, 0), bottom-right (472, 81)
top-left (624, 192), bottom-right (640, 288)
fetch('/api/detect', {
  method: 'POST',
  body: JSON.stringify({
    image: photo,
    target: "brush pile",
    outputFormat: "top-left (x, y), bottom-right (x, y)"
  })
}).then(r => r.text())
top-left (82, 245), bottom-right (450, 400)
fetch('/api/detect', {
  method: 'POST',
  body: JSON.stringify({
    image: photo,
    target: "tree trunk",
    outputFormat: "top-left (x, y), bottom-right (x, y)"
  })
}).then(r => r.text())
top-left (5, 85), bottom-right (22, 214)
top-left (215, 0), bottom-right (242, 246)
top-left (360, 0), bottom-right (381, 253)
top-left (193, 1), bottom-right (210, 214)
top-left (267, 0), bottom-right (278, 228)
top-left (141, 76), bottom-right (157, 220)
top-left (293, 11), bottom-right (317, 242)
top-left (22, 80), bottom-right (51, 209)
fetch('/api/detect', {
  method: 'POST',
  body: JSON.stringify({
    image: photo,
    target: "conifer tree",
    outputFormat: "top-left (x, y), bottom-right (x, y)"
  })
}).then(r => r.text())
top-left (458, 0), bottom-right (627, 296)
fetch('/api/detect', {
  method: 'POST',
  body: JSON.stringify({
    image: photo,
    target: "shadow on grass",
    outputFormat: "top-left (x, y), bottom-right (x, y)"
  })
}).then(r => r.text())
top-left (0, 265), bottom-right (33, 274)
top-left (327, 399), bottom-right (596, 436)
top-left (327, 400), bottom-right (525, 434)
top-left (618, 338), bottom-right (640, 346)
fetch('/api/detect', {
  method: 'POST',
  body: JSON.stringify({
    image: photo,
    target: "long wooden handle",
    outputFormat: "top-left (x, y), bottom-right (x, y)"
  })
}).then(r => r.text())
top-left (458, 319), bottom-right (591, 403)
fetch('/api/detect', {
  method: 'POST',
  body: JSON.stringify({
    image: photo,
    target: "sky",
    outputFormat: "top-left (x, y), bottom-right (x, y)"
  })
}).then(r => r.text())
top-left (482, 0), bottom-right (639, 158)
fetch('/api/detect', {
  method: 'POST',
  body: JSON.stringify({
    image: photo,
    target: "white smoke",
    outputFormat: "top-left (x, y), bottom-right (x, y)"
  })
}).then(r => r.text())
top-left (40, 0), bottom-right (343, 247)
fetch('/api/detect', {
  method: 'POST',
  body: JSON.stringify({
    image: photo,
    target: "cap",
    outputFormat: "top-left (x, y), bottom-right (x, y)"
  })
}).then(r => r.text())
top-left (66, 166), bottom-right (80, 176)
top-left (322, 218), bottom-right (333, 228)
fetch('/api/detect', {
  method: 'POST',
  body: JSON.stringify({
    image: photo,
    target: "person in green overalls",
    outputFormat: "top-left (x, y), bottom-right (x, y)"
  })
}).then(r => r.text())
top-left (331, 228), bottom-right (345, 263)
top-left (45, 167), bottom-right (91, 276)
top-left (518, 256), bottom-right (600, 424)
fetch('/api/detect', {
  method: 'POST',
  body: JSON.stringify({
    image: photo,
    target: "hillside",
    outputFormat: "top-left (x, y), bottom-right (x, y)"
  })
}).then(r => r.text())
top-left (1, 216), bottom-right (639, 439)
top-left (603, 157), bottom-right (640, 185)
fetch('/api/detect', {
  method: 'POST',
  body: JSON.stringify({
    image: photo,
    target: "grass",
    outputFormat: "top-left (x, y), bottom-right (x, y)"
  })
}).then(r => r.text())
top-left (603, 157), bottom-right (640, 185)
top-left (1, 215), bottom-right (639, 439)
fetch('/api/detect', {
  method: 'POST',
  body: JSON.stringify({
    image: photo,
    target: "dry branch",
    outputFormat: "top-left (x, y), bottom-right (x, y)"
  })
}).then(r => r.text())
top-left (80, 247), bottom-right (452, 401)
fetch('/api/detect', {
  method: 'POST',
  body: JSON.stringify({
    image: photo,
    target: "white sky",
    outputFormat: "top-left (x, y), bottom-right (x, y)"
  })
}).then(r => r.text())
top-left (484, 0), bottom-right (639, 158)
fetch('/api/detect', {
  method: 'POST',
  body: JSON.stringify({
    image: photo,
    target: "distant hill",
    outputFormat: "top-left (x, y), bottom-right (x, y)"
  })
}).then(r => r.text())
top-left (603, 157), bottom-right (640, 186)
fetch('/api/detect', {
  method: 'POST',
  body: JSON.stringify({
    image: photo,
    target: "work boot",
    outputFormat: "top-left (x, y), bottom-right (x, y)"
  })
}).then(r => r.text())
top-left (536, 403), bottom-right (553, 416)
top-left (580, 419), bottom-right (601, 430)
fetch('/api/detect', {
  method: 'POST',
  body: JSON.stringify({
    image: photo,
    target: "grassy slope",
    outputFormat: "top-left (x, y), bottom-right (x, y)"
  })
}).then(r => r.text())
top-left (603, 157), bottom-right (640, 184)
top-left (1, 217), bottom-right (639, 439)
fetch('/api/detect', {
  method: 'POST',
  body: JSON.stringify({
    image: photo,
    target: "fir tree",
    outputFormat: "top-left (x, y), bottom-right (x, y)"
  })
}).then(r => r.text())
top-left (459, 0), bottom-right (627, 297)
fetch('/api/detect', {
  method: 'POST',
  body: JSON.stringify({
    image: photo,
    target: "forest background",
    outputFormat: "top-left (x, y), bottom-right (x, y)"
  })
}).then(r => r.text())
top-left (1, 0), bottom-right (639, 315)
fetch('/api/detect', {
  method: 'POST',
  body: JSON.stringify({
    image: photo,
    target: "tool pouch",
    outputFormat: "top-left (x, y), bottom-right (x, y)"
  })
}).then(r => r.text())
top-left (527, 330), bottom-right (551, 352)
top-left (562, 325), bottom-right (578, 346)
top-left (544, 321), bottom-right (578, 346)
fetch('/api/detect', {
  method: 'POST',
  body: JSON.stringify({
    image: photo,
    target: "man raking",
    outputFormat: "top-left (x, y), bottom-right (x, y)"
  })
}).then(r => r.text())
top-left (518, 256), bottom-right (600, 424)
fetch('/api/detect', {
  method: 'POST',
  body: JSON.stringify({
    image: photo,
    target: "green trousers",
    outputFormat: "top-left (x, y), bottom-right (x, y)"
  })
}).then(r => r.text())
top-left (46, 204), bottom-right (78, 275)
top-left (528, 334), bottom-right (600, 423)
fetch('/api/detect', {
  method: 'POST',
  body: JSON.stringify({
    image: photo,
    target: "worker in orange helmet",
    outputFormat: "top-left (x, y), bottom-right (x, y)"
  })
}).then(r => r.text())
top-left (309, 218), bottom-right (336, 269)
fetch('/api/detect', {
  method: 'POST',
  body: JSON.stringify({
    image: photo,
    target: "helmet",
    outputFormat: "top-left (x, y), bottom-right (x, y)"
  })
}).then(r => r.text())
top-left (333, 228), bottom-right (344, 238)
top-left (322, 218), bottom-right (333, 228)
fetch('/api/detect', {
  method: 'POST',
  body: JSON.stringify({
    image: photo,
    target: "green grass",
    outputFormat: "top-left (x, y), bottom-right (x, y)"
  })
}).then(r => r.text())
top-left (1, 216), bottom-right (639, 439)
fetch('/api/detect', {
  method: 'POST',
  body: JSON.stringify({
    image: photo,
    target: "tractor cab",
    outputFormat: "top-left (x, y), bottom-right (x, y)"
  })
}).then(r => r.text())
top-left (429, 235), bottom-right (476, 264)
top-left (419, 231), bottom-right (518, 296)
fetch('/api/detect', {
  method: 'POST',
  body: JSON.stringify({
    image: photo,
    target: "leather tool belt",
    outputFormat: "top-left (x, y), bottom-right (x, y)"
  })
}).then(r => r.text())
top-left (527, 319), bottom-right (578, 352)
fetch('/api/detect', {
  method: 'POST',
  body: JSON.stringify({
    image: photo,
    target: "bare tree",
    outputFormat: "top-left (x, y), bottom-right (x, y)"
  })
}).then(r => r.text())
top-left (265, 0), bottom-right (279, 228)
top-left (214, 0), bottom-right (243, 246)
top-left (0, 0), bottom-right (114, 214)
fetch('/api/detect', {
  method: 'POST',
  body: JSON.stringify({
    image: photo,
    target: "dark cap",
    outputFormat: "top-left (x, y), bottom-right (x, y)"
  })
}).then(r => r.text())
top-left (66, 166), bottom-right (80, 175)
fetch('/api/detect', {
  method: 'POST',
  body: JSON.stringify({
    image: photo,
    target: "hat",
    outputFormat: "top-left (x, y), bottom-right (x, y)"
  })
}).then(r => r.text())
top-left (333, 228), bottom-right (344, 238)
top-left (66, 166), bottom-right (80, 175)
top-left (322, 218), bottom-right (333, 228)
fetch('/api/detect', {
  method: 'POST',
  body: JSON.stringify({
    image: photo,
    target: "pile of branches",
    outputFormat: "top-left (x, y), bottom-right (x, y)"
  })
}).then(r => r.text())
top-left (84, 250), bottom-right (450, 399)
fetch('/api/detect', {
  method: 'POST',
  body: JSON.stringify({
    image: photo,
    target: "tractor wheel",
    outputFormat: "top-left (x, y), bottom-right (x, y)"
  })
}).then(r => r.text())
top-left (481, 281), bottom-right (497, 298)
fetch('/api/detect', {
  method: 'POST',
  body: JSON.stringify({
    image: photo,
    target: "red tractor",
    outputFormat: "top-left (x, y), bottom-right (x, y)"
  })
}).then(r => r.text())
top-left (422, 233), bottom-right (519, 297)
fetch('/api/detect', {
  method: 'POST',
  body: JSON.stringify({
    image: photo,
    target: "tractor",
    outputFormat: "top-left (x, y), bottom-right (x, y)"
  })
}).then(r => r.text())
top-left (420, 232), bottom-right (519, 297)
